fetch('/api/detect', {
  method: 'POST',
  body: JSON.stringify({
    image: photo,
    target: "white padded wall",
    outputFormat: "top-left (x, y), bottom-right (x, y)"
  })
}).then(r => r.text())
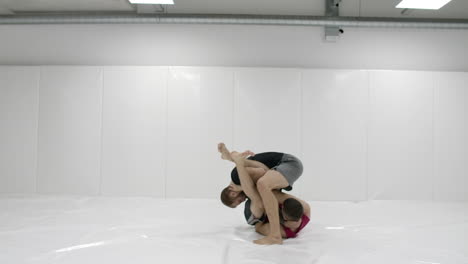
top-left (165, 67), bottom-right (234, 198)
top-left (0, 67), bottom-right (39, 193)
top-left (300, 70), bottom-right (368, 201)
top-left (368, 71), bottom-right (434, 200)
top-left (37, 67), bottom-right (103, 195)
top-left (434, 72), bottom-right (468, 201)
top-left (101, 67), bottom-right (167, 197)
top-left (1, 65), bottom-right (467, 201)
top-left (233, 68), bottom-right (301, 156)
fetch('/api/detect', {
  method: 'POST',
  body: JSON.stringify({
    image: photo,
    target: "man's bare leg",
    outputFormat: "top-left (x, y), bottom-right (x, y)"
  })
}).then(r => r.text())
top-left (218, 143), bottom-right (268, 171)
top-left (254, 170), bottom-right (289, 245)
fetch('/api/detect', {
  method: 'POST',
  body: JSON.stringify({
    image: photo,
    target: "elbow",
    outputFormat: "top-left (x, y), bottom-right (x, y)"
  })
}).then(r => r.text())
top-left (255, 222), bottom-right (265, 234)
top-left (254, 223), bottom-right (261, 232)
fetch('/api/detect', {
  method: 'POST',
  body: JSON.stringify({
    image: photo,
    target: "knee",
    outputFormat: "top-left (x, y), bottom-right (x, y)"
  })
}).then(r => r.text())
top-left (256, 178), bottom-right (271, 193)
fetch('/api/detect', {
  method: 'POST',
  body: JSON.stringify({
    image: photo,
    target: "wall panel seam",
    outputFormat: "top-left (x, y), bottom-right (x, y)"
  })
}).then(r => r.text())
top-left (366, 70), bottom-right (370, 201)
top-left (299, 71), bottom-right (303, 165)
top-left (99, 68), bottom-right (104, 196)
top-left (233, 70), bottom-right (237, 149)
top-left (164, 67), bottom-right (169, 199)
top-left (432, 73), bottom-right (435, 202)
top-left (35, 67), bottom-right (41, 194)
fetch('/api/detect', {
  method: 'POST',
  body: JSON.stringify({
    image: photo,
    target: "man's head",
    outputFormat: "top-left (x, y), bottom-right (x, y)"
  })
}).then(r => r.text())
top-left (220, 185), bottom-right (247, 208)
top-left (282, 198), bottom-right (304, 225)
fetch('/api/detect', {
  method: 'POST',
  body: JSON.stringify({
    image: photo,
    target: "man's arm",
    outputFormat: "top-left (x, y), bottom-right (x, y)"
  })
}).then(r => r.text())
top-left (255, 222), bottom-right (287, 238)
top-left (236, 165), bottom-right (262, 202)
top-left (244, 159), bottom-right (269, 171)
top-left (232, 152), bottom-right (265, 217)
top-left (228, 167), bottom-right (267, 193)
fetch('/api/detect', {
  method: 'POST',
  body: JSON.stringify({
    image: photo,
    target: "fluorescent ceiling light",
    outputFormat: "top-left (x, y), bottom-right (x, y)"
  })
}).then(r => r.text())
top-left (396, 0), bottom-right (452, 9)
top-left (129, 0), bottom-right (174, 4)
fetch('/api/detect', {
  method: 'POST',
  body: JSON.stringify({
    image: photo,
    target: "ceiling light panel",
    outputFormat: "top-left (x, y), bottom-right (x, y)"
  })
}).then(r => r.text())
top-left (396, 0), bottom-right (452, 10)
top-left (129, 0), bottom-right (174, 5)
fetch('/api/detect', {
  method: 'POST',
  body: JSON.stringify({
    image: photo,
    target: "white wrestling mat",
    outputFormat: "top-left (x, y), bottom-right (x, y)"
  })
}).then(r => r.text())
top-left (1, 195), bottom-right (467, 264)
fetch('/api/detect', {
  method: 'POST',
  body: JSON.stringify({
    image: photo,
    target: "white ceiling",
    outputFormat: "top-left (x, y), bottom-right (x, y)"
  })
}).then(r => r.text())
top-left (0, 0), bottom-right (467, 19)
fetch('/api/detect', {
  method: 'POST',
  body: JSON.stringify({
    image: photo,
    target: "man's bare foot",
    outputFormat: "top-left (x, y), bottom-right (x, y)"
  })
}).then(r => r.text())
top-left (253, 236), bottom-right (283, 245)
top-left (217, 143), bottom-right (233, 161)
